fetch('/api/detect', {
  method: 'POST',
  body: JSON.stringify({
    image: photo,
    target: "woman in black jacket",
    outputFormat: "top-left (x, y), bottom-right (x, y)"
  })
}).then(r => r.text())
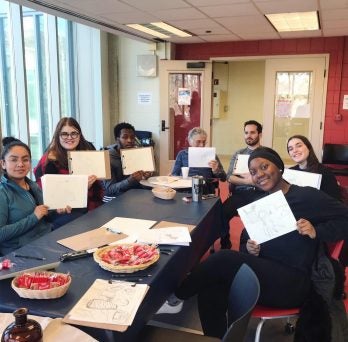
top-left (174, 147), bottom-right (348, 339)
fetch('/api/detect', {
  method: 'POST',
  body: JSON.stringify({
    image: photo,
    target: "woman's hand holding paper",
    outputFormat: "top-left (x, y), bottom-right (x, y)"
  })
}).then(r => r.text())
top-left (246, 239), bottom-right (260, 256)
top-left (297, 218), bottom-right (316, 239)
top-left (87, 175), bottom-right (97, 189)
top-left (34, 205), bottom-right (49, 220)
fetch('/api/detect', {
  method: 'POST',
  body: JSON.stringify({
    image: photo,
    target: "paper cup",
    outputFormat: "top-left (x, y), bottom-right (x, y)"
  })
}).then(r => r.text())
top-left (181, 167), bottom-right (189, 179)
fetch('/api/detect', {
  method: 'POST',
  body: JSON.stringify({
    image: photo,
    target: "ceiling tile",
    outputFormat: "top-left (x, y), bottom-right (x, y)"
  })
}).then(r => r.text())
top-left (151, 7), bottom-right (206, 20)
top-left (199, 34), bottom-right (241, 42)
top-left (187, 0), bottom-right (250, 5)
top-left (216, 15), bottom-right (274, 33)
top-left (100, 12), bottom-right (160, 24)
top-left (190, 26), bottom-right (232, 35)
top-left (199, 3), bottom-right (259, 17)
top-left (121, 0), bottom-right (190, 10)
top-left (279, 30), bottom-right (322, 39)
top-left (321, 8), bottom-right (348, 20)
top-left (254, 0), bottom-right (317, 13)
top-left (168, 18), bottom-right (223, 30)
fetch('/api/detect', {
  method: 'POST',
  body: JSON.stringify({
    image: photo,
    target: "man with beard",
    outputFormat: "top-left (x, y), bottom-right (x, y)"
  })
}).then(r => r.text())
top-left (102, 122), bottom-right (152, 202)
top-left (220, 120), bottom-right (266, 249)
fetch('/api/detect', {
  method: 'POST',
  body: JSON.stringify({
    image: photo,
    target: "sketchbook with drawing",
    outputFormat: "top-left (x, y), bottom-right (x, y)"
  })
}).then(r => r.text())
top-left (68, 150), bottom-right (111, 179)
top-left (120, 146), bottom-right (155, 175)
top-left (63, 279), bottom-right (149, 332)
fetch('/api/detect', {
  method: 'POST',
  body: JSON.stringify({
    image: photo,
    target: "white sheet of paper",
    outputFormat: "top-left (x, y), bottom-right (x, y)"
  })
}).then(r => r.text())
top-left (237, 190), bottom-right (297, 244)
top-left (102, 217), bottom-right (157, 235)
top-left (42, 174), bottom-right (88, 209)
top-left (148, 176), bottom-right (192, 188)
top-left (137, 226), bottom-right (192, 246)
top-left (67, 279), bottom-right (148, 326)
top-left (188, 147), bottom-right (216, 168)
top-left (68, 150), bottom-right (111, 179)
top-left (120, 146), bottom-right (155, 175)
top-left (233, 154), bottom-right (250, 174)
top-left (283, 169), bottom-right (322, 189)
top-left (108, 235), bottom-right (138, 245)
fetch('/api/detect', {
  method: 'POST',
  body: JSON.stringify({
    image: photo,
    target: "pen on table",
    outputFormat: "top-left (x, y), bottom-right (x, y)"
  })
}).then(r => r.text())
top-left (159, 248), bottom-right (175, 252)
top-left (14, 254), bottom-right (46, 261)
top-left (112, 274), bottom-right (152, 278)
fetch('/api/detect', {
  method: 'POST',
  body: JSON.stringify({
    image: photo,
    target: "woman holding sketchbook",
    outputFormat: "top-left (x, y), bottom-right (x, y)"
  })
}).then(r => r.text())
top-left (0, 138), bottom-right (70, 255)
top-left (171, 127), bottom-right (226, 194)
top-left (287, 135), bottom-right (341, 200)
top-left (34, 117), bottom-right (103, 229)
top-left (173, 147), bottom-right (348, 339)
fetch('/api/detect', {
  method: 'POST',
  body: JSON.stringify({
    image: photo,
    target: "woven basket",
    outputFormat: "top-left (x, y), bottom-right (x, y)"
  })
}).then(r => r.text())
top-left (152, 186), bottom-right (176, 200)
top-left (93, 244), bottom-right (160, 273)
top-left (11, 272), bottom-right (71, 299)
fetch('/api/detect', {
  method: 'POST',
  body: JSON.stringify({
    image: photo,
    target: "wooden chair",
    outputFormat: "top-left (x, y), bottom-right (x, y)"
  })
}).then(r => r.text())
top-left (141, 263), bottom-right (260, 342)
top-left (251, 240), bottom-right (345, 342)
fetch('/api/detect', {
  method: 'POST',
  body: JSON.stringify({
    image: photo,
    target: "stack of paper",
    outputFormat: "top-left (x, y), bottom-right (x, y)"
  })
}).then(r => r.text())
top-left (137, 226), bottom-right (192, 246)
top-left (64, 279), bottom-right (149, 331)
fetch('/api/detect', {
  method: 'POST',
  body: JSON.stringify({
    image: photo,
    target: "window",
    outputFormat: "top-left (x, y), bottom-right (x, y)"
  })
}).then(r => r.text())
top-left (0, 0), bottom-right (102, 171)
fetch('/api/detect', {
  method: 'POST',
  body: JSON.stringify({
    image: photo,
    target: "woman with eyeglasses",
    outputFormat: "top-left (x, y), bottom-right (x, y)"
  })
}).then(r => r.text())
top-left (34, 117), bottom-right (103, 229)
top-left (0, 138), bottom-right (71, 255)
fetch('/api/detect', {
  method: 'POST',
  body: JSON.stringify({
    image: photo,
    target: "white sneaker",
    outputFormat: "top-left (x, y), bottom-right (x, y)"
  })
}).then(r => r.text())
top-left (155, 296), bottom-right (184, 315)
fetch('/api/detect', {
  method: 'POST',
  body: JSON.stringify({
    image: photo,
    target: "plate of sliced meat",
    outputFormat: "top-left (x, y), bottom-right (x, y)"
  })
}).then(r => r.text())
top-left (93, 244), bottom-right (160, 273)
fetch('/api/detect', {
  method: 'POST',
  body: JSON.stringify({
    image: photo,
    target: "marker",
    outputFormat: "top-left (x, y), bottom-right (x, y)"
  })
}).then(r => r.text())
top-left (14, 254), bottom-right (46, 261)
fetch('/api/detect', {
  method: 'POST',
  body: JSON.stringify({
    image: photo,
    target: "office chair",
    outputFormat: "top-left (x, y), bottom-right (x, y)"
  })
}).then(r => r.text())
top-left (322, 144), bottom-right (348, 176)
top-left (141, 263), bottom-right (260, 342)
top-left (251, 240), bottom-right (345, 342)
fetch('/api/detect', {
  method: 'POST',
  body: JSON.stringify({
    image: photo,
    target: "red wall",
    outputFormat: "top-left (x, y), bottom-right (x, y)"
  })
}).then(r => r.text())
top-left (175, 36), bottom-right (348, 144)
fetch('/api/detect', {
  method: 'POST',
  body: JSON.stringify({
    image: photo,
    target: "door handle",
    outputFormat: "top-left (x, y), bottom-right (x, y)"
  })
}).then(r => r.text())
top-left (161, 120), bottom-right (169, 131)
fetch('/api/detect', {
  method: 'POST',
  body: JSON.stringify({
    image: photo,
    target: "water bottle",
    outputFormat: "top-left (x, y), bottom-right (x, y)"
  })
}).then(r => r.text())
top-left (192, 175), bottom-right (203, 202)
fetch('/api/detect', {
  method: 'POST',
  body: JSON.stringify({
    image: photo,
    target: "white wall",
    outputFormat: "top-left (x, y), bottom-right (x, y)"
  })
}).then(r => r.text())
top-left (212, 61), bottom-right (265, 159)
top-left (117, 37), bottom-right (165, 153)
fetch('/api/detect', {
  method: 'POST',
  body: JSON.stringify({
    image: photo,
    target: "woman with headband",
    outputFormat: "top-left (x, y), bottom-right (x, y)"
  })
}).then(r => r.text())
top-left (172, 147), bottom-right (348, 339)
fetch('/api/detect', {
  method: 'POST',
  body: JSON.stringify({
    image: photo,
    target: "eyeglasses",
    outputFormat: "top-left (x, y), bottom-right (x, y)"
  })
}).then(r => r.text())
top-left (60, 132), bottom-right (80, 139)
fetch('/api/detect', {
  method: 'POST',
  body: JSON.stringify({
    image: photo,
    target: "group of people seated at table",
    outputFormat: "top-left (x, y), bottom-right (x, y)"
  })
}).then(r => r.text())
top-left (1, 116), bottom-right (348, 340)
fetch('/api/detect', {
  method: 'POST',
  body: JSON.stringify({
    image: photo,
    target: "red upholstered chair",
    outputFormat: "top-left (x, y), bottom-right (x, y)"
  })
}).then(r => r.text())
top-left (251, 240), bottom-right (345, 342)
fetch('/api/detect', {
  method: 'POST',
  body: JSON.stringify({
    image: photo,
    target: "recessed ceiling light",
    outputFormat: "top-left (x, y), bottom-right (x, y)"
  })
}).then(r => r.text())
top-left (265, 11), bottom-right (320, 32)
top-left (127, 22), bottom-right (192, 39)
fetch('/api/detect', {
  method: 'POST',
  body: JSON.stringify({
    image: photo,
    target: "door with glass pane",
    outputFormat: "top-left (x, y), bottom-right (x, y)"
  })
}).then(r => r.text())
top-left (159, 60), bottom-right (212, 175)
top-left (263, 56), bottom-right (328, 164)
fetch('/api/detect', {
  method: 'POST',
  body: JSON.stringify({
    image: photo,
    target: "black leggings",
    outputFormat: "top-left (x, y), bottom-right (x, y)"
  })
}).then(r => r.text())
top-left (175, 250), bottom-right (311, 338)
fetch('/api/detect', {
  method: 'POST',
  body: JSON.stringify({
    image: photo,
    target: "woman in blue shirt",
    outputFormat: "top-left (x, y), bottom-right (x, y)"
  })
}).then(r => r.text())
top-left (0, 139), bottom-right (69, 255)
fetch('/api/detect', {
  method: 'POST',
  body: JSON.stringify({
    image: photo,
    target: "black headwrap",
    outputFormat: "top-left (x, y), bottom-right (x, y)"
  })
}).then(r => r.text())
top-left (248, 147), bottom-right (284, 173)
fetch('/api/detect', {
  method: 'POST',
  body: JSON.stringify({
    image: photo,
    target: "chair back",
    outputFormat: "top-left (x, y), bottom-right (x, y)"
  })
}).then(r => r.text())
top-left (322, 144), bottom-right (348, 165)
top-left (222, 264), bottom-right (260, 342)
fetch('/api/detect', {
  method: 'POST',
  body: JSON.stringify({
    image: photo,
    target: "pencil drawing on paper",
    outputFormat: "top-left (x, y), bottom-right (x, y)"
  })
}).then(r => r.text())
top-left (237, 191), bottom-right (297, 244)
top-left (68, 279), bottom-right (147, 326)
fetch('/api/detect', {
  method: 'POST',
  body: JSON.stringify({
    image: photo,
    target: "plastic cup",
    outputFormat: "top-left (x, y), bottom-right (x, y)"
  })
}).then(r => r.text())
top-left (181, 167), bottom-right (189, 179)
